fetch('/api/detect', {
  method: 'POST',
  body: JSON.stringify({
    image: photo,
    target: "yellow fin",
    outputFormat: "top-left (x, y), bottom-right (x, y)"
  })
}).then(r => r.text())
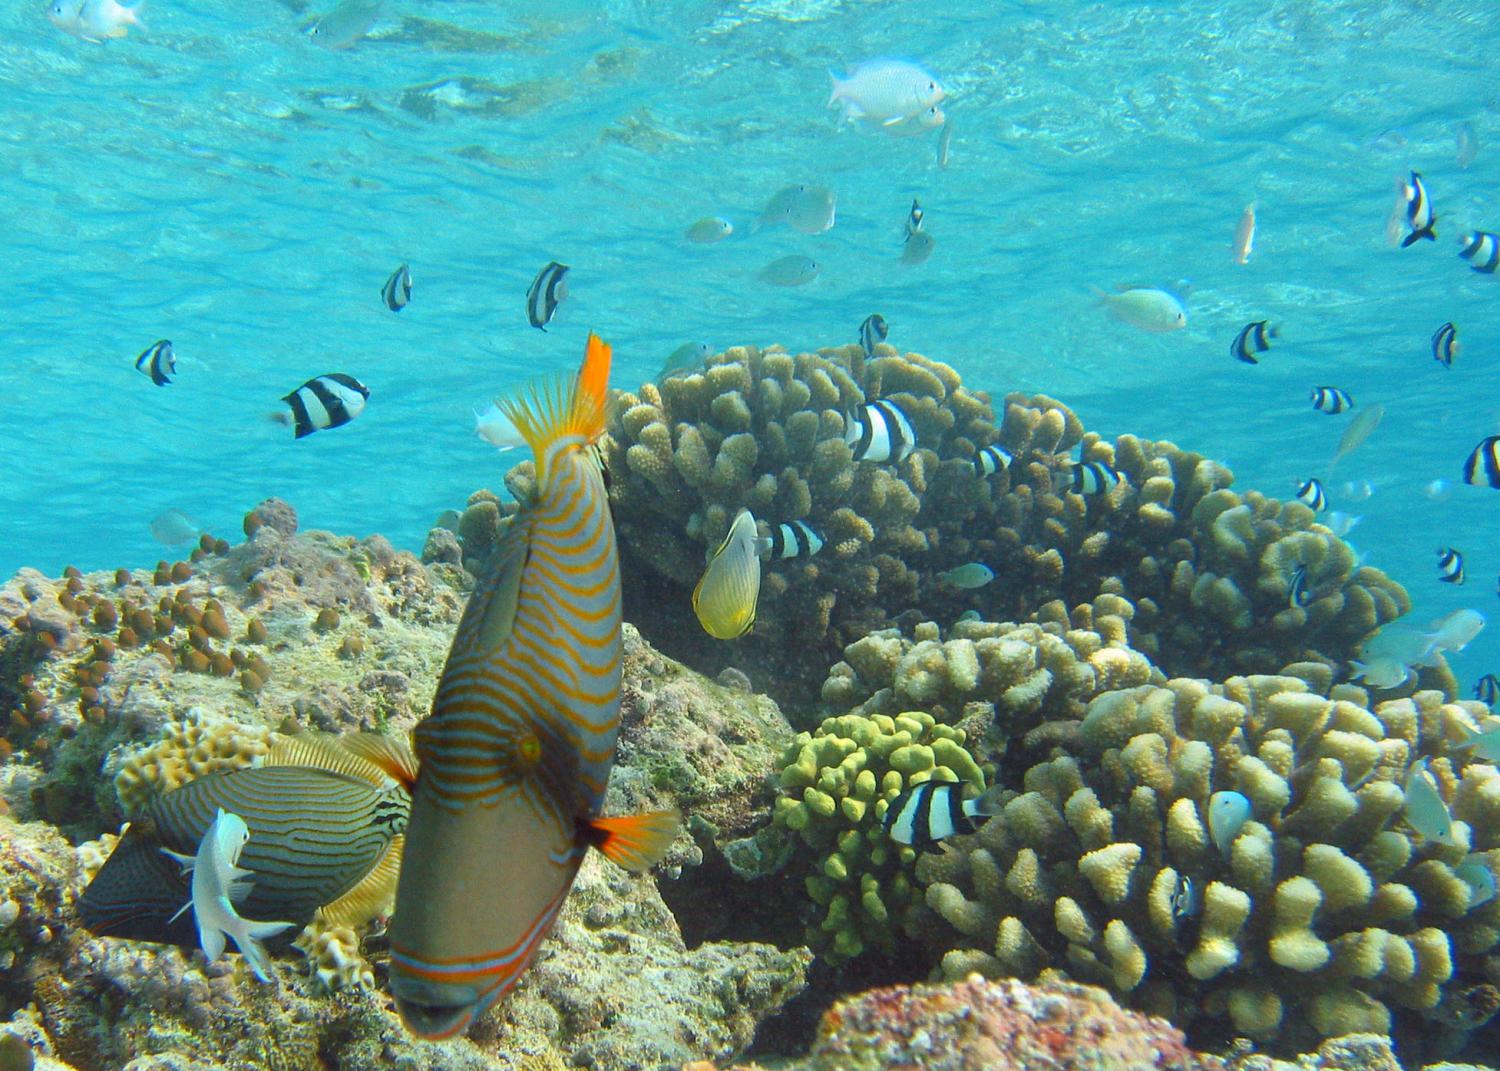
top-left (339, 733), bottom-right (418, 791)
top-left (265, 734), bottom-right (390, 787)
top-left (586, 809), bottom-right (681, 872)
top-left (497, 332), bottom-right (611, 492)
top-left (314, 834), bottom-right (403, 929)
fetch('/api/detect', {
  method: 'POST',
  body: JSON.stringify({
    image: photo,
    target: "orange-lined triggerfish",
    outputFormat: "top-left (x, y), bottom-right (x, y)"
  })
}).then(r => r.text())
top-left (389, 333), bottom-right (680, 1039)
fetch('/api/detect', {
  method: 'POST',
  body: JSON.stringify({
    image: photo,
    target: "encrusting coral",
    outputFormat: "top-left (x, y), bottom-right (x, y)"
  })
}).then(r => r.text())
top-left (570, 342), bottom-right (1414, 709)
top-left (907, 673), bottom-right (1500, 1054)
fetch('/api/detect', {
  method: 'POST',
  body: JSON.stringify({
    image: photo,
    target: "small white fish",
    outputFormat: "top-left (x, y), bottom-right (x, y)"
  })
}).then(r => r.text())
top-left (759, 254), bottom-right (819, 287)
top-left (937, 121), bottom-right (953, 167)
top-left (1402, 759), bottom-right (1456, 845)
top-left (659, 342), bottom-right (713, 381)
top-left (1233, 201), bottom-right (1256, 265)
top-left (901, 230), bottom-right (935, 266)
top-left (1325, 511), bottom-right (1361, 538)
top-left (1424, 478), bottom-right (1453, 502)
top-left (162, 809), bottom-right (295, 982)
top-left (1350, 655), bottom-right (1410, 689)
top-left (1207, 791), bottom-right (1251, 855)
top-left (474, 403), bottom-right (523, 451)
top-left (684, 217), bottom-right (733, 244)
top-left (150, 509), bottom-right (202, 547)
top-left (757, 185), bottom-right (836, 235)
top-left (308, 0), bottom-right (384, 49)
top-left (1338, 480), bottom-right (1374, 503)
top-left (1094, 286), bottom-right (1187, 333)
top-left (1427, 608), bottom-right (1485, 653)
top-left (938, 563), bottom-right (994, 589)
top-left (48, 0), bottom-right (144, 41)
top-left (828, 58), bottom-right (944, 126)
top-left (1457, 121), bottom-right (1479, 170)
top-left (1456, 855), bottom-right (1496, 907)
top-left (1330, 403), bottom-right (1384, 469)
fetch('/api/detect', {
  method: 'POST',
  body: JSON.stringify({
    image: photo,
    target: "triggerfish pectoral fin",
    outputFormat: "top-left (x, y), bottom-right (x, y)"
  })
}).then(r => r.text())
top-left (585, 809), bottom-right (681, 872)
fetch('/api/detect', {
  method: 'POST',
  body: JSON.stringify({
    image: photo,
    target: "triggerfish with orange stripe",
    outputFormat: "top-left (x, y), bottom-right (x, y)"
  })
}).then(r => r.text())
top-left (389, 332), bottom-right (680, 1039)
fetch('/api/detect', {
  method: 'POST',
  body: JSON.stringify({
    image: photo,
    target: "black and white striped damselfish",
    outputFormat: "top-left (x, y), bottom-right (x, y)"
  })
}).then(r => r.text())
top-left (389, 334), bottom-right (679, 1040)
top-left (1296, 477), bottom-right (1326, 511)
top-left (1438, 546), bottom-right (1466, 584)
top-left (525, 260), bottom-right (569, 330)
top-left (1401, 171), bottom-right (1436, 246)
top-left (882, 778), bottom-right (1003, 851)
top-left (859, 313), bottom-right (888, 357)
top-left (1463, 436), bottom-right (1500, 488)
top-left (382, 263), bottom-right (413, 311)
top-left (1311, 386), bottom-right (1353, 414)
top-left (135, 339), bottom-right (175, 387)
top-left (1288, 564), bottom-right (1312, 608)
top-left (845, 399), bottom-right (916, 463)
top-left (761, 520), bottom-right (823, 560)
top-left (279, 373), bottom-right (369, 439)
top-left (1071, 460), bottom-right (1122, 495)
top-left (79, 732), bottom-right (416, 952)
top-left (1432, 322), bottom-right (1459, 367)
top-left (1230, 320), bottom-right (1277, 364)
top-left (1474, 673), bottom-right (1499, 706)
top-left (1459, 231), bottom-right (1500, 273)
top-left (904, 198), bottom-right (924, 238)
top-left (974, 443), bottom-right (1012, 477)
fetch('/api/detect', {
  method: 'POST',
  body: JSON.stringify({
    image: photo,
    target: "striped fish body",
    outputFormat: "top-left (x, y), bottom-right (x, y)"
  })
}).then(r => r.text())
top-left (1230, 320), bottom-right (1276, 364)
top-left (1474, 673), bottom-right (1499, 706)
top-left (79, 765), bottom-right (408, 947)
top-left (382, 263), bottom-right (413, 311)
top-left (1296, 477), bottom-right (1326, 511)
top-left (1288, 564), bottom-right (1311, 608)
top-left (1070, 460), bottom-right (1120, 496)
top-left (845, 400), bottom-right (916, 463)
top-left (764, 520), bottom-right (823, 560)
top-left (525, 260), bottom-right (569, 330)
top-left (1432, 322), bottom-right (1459, 367)
top-left (391, 334), bottom-right (677, 1039)
top-left (1438, 546), bottom-right (1466, 584)
top-left (1402, 171), bottom-right (1436, 245)
top-left (1310, 386), bottom-right (1352, 414)
top-left (1463, 436), bottom-right (1500, 488)
top-left (1460, 231), bottom-right (1500, 273)
top-left (974, 443), bottom-right (1012, 477)
top-left (882, 780), bottom-right (995, 850)
top-left (283, 373), bottom-right (369, 438)
top-left (135, 339), bottom-right (175, 386)
top-left (858, 313), bottom-right (888, 356)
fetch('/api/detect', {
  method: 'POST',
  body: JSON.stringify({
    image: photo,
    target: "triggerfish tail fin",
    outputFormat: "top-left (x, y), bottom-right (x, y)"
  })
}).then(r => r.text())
top-left (585, 810), bottom-right (681, 872)
top-left (497, 331), bottom-right (611, 494)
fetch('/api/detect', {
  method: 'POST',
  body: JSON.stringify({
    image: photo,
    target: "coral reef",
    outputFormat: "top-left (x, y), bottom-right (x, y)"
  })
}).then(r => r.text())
top-left (766, 709), bottom-right (986, 964)
top-left (569, 343), bottom-right (1413, 709)
top-left (909, 675), bottom-right (1500, 1054)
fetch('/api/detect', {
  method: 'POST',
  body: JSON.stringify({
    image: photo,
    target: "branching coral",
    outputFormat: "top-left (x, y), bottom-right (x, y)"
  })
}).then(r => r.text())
top-left (909, 676), bottom-right (1500, 1052)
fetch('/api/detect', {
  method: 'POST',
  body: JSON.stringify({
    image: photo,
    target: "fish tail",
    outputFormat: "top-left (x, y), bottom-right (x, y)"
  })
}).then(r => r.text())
top-left (826, 70), bottom-right (844, 106)
top-left (971, 784), bottom-right (1005, 817)
top-left (497, 332), bottom-right (612, 488)
top-left (585, 809), bottom-right (681, 871)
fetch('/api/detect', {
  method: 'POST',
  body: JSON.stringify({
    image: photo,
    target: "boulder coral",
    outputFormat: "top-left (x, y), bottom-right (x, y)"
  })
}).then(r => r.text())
top-left (910, 674), bottom-right (1500, 1054)
top-left (585, 341), bottom-right (1412, 708)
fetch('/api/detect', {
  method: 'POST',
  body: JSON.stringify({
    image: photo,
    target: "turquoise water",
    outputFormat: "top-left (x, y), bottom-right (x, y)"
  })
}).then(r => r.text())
top-left (5, 0), bottom-right (1500, 682)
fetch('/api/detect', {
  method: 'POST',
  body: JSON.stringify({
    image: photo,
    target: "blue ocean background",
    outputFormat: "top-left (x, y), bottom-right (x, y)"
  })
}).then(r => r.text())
top-left (4, 0), bottom-right (1498, 690)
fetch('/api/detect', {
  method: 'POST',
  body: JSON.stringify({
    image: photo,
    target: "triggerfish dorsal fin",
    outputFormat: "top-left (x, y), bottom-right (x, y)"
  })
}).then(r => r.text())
top-left (316, 833), bottom-right (404, 929)
top-left (340, 733), bottom-right (419, 792)
top-left (497, 331), bottom-right (612, 494)
top-left (469, 518), bottom-right (528, 656)
top-left (265, 733), bottom-right (393, 789)
top-left (584, 809), bottom-right (681, 872)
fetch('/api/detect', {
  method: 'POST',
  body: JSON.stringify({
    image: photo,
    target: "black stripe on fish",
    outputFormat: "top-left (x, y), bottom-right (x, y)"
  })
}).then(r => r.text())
top-left (1070, 460), bottom-right (1121, 495)
top-left (283, 373), bottom-right (370, 439)
top-left (1402, 172), bottom-right (1436, 245)
top-left (1474, 673), bottom-right (1499, 705)
top-left (1230, 320), bottom-right (1276, 364)
top-left (1432, 322), bottom-right (1458, 367)
top-left (974, 444), bottom-right (1012, 477)
top-left (905, 199), bottom-right (923, 238)
top-left (846, 400), bottom-right (916, 463)
top-left (1288, 563), bottom-right (1311, 608)
top-left (1438, 546), bottom-right (1466, 584)
top-left (859, 313), bottom-right (889, 356)
top-left (1463, 436), bottom-right (1500, 489)
top-left (766, 521), bottom-right (823, 559)
top-left (135, 340), bottom-right (175, 387)
top-left (525, 261), bottom-right (569, 330)
top-left (1460, 231), bottom-right (1500, 273)
top-left (1310, 386), bottom-right (1352, 414)
top-left (1295, 477), bottom-right (1326, 511)
top-left (381, 263), bottom-right (412, 311)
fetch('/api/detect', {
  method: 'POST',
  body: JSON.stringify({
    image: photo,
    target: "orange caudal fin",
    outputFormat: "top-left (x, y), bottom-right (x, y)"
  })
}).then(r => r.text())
top-left (586, 809), bottom-right (681, 872)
